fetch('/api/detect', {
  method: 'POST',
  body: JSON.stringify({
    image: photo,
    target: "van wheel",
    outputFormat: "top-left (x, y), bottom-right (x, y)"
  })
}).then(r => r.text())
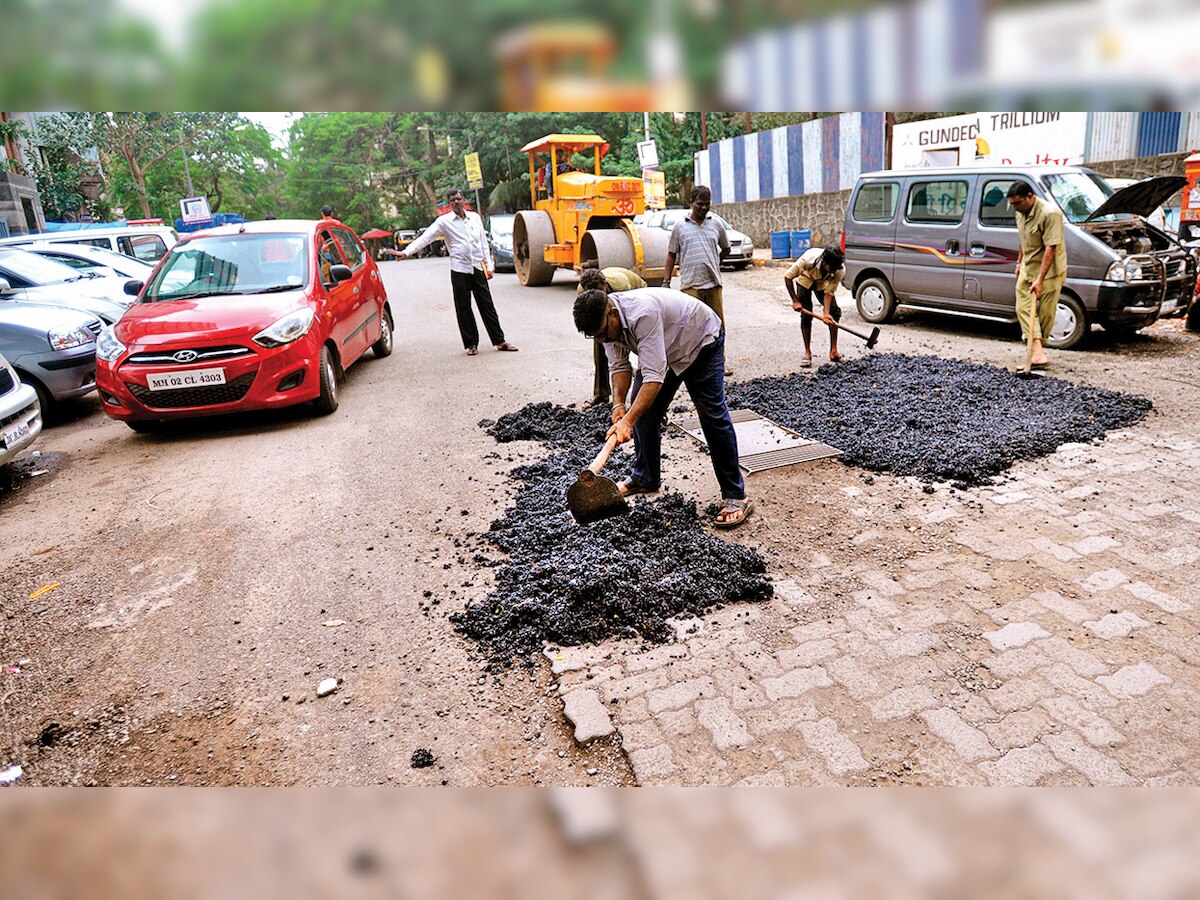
top-left (1046, 294), bottom-right (1087, 350)
top-left (855, 277), bottom-right (897, 323)
top-left (312, 346), bottom-right (339, 415)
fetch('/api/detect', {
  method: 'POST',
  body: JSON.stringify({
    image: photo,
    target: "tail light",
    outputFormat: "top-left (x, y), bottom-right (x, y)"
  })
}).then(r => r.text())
top-left (840, 230), bottom-right (846, 254)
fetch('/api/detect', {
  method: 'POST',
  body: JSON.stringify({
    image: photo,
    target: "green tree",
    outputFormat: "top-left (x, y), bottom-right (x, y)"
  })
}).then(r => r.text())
top-left (25, 115), bottom-right (111, 221)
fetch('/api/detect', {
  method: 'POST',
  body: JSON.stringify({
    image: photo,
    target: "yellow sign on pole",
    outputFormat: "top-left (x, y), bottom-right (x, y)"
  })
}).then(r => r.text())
top-left (643, 170), bottom-right (666, 210)
top-left (464, 152), bottom-right (484, 190)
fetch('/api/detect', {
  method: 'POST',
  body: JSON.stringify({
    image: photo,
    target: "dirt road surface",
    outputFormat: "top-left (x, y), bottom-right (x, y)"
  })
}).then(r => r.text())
top-left (3, 257), bottom-right (1198, 785)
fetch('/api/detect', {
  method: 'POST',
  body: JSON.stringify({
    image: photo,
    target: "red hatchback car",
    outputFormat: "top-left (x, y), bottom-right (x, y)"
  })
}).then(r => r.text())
top-left (95, 219), bottom-right (392, 430)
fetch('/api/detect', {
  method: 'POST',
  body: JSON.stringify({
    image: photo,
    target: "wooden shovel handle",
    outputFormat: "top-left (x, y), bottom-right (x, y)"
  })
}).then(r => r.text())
top-left (588, 435), bottom-right (620, 475)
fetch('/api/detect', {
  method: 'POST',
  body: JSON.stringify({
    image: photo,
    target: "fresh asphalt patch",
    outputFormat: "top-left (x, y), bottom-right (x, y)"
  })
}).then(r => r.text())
top-left (452, 403), bottom-right (772, 667)
top-left (728, 354), bottom-right (1152, 487)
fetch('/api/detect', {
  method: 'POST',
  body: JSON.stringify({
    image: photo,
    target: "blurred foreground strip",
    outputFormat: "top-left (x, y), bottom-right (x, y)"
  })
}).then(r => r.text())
top-left (2, 788), bottom-right (1199, 899)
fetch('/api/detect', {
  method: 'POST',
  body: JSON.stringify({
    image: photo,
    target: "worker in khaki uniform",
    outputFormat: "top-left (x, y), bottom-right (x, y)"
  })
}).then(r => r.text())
top-left (1008, 180), bottom-right (1066, 371)
top-left (783, 246), bottom-right (846, 366)
top-left (578, 264), bottom-right (646, 406)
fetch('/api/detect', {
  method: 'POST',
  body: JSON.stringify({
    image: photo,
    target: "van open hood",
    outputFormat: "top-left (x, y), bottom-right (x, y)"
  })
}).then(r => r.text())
top-left (1085, 176), bottom-right (1187, 222)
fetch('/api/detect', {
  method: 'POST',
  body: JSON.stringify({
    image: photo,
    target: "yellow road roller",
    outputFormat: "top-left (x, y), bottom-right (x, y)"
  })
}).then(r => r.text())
top-left (513, 133), bottom-right (668, 286)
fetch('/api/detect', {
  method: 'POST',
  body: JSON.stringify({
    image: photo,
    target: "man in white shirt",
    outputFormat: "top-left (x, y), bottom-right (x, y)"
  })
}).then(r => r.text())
top-left (390, 188), bottom-right (518, 356)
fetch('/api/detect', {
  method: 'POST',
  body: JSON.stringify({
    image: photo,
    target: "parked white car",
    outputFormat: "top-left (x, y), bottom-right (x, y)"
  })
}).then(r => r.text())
top-left (0, 350), bottom-right (42, 470)
top-left (0, 225), bottom-right (178, 263)
top-left (643, 208), bottom-right (755, 269)
top-left (19, 241), bottom-right (157, 281)
top-left (0, 248), bottom-right (132, 324)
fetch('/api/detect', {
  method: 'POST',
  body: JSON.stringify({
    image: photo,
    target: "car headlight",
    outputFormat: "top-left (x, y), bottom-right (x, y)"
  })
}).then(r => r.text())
top-left (253, 308), bottom-right (315, 348)
top-left (1106, 259), bottom-right (1143, 282)
top-left (96, 325), bottom-right (126, 363)
top-left (48, 324), bottom-right (96, 351)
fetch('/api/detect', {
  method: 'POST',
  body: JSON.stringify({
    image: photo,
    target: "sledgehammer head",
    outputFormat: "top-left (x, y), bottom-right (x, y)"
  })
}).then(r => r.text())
top-left (866, 327), bottom-right (881, 350)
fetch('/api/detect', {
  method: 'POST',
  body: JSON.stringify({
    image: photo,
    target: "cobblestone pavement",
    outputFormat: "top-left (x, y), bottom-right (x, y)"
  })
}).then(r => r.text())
top-left (549, 284), bottom-right (1200, 785)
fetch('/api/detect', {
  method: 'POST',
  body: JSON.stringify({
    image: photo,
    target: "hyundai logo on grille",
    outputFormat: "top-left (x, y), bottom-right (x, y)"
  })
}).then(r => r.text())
top-left (173, 350), bottom-right (199, 363)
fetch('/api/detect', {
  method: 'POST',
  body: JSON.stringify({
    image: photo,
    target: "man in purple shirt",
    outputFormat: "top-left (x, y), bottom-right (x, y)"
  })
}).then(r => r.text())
top-left (573, 286), bottom-right (752, 529)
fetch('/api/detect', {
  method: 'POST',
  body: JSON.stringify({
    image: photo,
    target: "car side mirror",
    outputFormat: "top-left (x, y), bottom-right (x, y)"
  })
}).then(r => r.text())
top-left (330, 264), bottom-right (353, 282)
top-left (0, 277), bottom-right (11, 294)
top-left (124, 279), bottom-right (144, 296)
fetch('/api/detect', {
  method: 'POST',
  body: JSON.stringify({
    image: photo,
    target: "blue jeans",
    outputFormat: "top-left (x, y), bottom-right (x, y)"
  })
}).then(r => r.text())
top-left (629, 334), bottom-right (745, 500)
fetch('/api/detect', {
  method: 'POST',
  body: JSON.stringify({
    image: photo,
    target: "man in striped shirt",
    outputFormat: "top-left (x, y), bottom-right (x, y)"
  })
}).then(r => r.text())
top-left (662, 185), bottom-right (731, 375)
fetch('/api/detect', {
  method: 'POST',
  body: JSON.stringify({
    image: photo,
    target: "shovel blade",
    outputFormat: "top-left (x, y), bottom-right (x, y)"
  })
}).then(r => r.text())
top-left (566, 474), bottom-right (629, 524)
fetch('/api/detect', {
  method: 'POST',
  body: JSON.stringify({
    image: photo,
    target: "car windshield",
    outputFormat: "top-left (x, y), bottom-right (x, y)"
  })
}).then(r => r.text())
top-left (0, 248), bottom-right (84, 285)
top-left (144, 233), bottom-right (309, 301)
top-left (1041, 172), bottom-right (1120, 224)
top-left (490, 218), bottom-right (513, 237)
top-left (80, 246), bottom-right (154, 273)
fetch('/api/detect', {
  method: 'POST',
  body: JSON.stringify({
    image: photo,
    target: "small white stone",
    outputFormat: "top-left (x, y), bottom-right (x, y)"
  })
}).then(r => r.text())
top-left (316, 677), bottom-right (339, 697)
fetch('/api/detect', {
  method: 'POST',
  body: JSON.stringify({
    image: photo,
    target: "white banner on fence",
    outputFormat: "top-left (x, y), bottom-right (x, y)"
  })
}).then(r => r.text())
top-left (892, 111), bottom-right (1089, 170)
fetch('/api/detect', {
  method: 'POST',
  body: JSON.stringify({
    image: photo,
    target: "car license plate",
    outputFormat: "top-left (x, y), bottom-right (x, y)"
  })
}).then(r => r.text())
top-left (146, 368), bottom-right (226, 391)
top-left (1161, 298), bottom-right (1178, 314)
top-left (2, 421), bottom-right (30, 449)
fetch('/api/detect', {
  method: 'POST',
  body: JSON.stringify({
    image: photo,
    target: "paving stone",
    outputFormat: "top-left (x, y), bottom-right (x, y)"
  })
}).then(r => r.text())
top-left (732, 644), bottom-right (783, 679)
top-left (1084, 611), bottom-right (1150, 640)
top-left (1079, 568), bottom-right (1130, 593)
top-left (979, 708), bottom-right (1056, 752)
top-left (647, 676), bottom-right (716, 713)
top-left (902, 570), bottom-right (953, 589)
top-left (1097, 662), bottom-right (1171, 699)
top-left (624, 644), bottom-right (688, 674)
top-left (620, 719), bottom-right (665, 753)
top-left (982, 621), bottom-right (1051, 651)
top-left (543, 644), bottom-right (613, 675)
top-left (985, 675), bottom-right (1054, 714)
top-left (984, 540), bottom-right (1035, 561)
top-left (1037, 637), bottom-right (1108, 678)
top-left (1030, 590), bottom-right (1092, 624)
top-left (979, 744), bottom-right (1067, 786)
top-left (1071, 535), bottom-right (1121, 555)
top-left (882, 631), bottom-right (942, 658)
top-left (696, 697), bottom-right (753, 751)
top-left (761, 667), bottom-right (832, 701)
top-left (712, 666), bottom-right (770, 711)
top-left (983, 644), bottom-right (1050, 679)
top-left (850, 589), bottom-right (901, 617)
top-left (1029, 537), bottom-right (1082, 562)
top-left (798, 717), bottom-right (869, 775)
top-left (777, 639), bottom-right (838, 670)
top-left (860, 570), bottom-right (907, 596)
top-left (628, 744), bottom-right (677, 783)
top-left (955, 694), bottom-right (1001, 725)
top-left (657, 706), bottom-right (697, 736)
top-left (845, 608), bottom-right (896, 642)
top-left (991, 490), bottom-right (1033, 506)
top-left (561, 689), bottom-right (616, 743)
top-left (772, 579), bottom-right (823, 607)
top-left (789, 620), bottom-right (846, 643)
top-left (1044, 664), bottom-right (1119, 709)
top-left (1123, 581), bottom-right (1190, 614)
top-left (891, 608), bottom-right (949, 631)
top-left (921, 708), bottom-right (1000, 762)
top-left (600, 668), bottom-right (673, 704)
top-left (869, 685), bottom-right (938, 721)
top-left (953, 565), bottom-right (997, 590)
top-left (1041, 729), bottom-right (1133, 785)
top-left (826, 656), bottom-right (883, 701)
top-left (744, 698), bottom-right (820, 733)
top-left (1039, 696), bottom-right (1124, 748)
top-left (736, 771), bottom-right (788, 786)
top-left (986, 596), bottom-right (1047, 625)
top-left (616, 696), bottom-right (650, 724)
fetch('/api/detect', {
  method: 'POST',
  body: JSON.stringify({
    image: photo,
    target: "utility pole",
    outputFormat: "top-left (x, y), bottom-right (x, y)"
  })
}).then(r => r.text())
top-left (700, 111), bottom-right (708, 149)
top-left (643, 112), bottom-right (651, 142)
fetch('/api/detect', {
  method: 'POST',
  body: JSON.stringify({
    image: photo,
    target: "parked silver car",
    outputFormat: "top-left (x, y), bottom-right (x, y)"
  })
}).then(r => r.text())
top-left (0, 300), bottom-right (100, 416)
top-left (644, 208), bottom-right (755, 269)
top-left (19, 241), bottom-right (157, 281)
top-left (0, 248), bottom-right (132, 324)
top-left (0, 350), bottom-right (41, 469)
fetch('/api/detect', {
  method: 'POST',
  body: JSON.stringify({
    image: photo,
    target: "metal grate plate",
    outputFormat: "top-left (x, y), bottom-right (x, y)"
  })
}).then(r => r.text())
top-left (672, 408), bottom-right (842, 474)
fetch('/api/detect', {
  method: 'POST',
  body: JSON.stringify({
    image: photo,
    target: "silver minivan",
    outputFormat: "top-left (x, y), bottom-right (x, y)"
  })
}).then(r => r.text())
top-left (842, 166), bottom-right (1195, 349)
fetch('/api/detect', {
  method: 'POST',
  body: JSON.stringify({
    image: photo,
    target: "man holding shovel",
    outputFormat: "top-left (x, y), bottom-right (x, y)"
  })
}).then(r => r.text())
top-left (573, 286), bottom-right (752, 529)
top-left (784, 247), bottom-right (847, 366)
top-left (1008, 181), bottom-right (1066, 372)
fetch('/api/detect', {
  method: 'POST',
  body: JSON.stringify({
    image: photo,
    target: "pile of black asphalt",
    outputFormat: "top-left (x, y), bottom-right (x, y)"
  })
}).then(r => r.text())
top-left (727, 354), bottom-right (1152, 487)
top-left (453, 403), bottom-right (772, 667)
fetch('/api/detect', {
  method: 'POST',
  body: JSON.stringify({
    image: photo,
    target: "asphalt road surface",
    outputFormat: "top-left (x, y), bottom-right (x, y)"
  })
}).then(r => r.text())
top-left (3, 257), bottom-right (1198, 785)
